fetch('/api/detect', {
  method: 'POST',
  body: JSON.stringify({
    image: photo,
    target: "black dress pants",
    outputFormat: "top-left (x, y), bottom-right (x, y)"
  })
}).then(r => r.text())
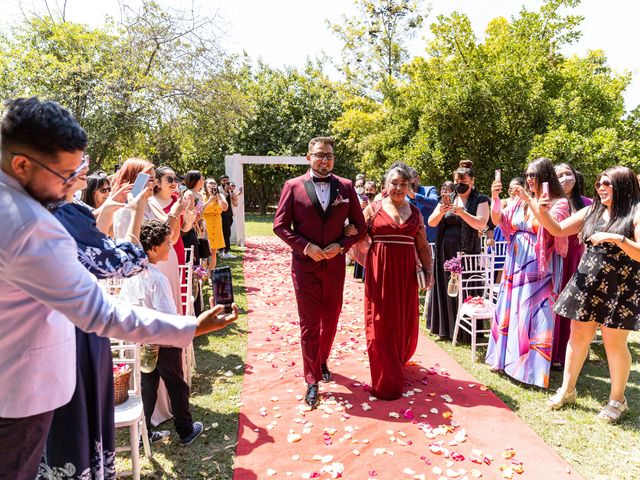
top-left (141, 347), bottom-right (193, 439)
top-left (0, 410), bottom-right (54, 480)
top-left (221, 215), bottom-right (233, 252)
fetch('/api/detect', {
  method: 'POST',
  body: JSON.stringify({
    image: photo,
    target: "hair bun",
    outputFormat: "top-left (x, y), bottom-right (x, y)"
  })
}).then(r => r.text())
top-left (459, 160), bottom-right (474, 169)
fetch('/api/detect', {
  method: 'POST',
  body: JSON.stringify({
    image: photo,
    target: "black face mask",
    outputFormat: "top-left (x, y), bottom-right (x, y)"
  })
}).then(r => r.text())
top-left (454, 182), bottom-right (470, 194)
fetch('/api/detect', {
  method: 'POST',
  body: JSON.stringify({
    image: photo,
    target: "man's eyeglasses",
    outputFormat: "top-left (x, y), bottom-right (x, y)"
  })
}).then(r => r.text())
top-left (309, 152), bottom-right (335, 161)
top-left (12, 152), bottom-right (89, 185)
top-left (163, 176), bottom-right (179, 184)
top-left (595, 179), bottom-right (612, 189)
top-left (523, 172), bottom-right (537, 179)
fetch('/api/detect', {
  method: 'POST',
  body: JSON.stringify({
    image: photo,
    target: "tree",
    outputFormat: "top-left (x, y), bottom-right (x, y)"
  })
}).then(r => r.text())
top-left (0, 1), bottom-right (248, 173)
top-left (228, 61), bottom-right (348, 214)
top-left (328, 0), bottom-right (428, 100)
top-left (332, 0), bottom-right (636, 192)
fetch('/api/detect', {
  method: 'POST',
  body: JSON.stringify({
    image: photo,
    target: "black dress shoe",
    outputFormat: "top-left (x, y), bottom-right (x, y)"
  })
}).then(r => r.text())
top-left (305, 383), bottom-right (319, 408)
top-left (321, 363), bottom-right (332, 382)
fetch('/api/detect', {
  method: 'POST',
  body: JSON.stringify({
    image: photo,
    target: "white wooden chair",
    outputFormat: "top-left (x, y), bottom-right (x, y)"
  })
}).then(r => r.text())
top-left (452, 253), bottom-right (496, 362)
top-left (111, 340), bottom-right (151, 480)
top-left (179, 246), bottom-right (195, 316)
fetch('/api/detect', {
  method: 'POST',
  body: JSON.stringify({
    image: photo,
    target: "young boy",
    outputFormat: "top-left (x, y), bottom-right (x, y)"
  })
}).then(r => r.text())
top-left (120, 220), bottom-right (203, 446)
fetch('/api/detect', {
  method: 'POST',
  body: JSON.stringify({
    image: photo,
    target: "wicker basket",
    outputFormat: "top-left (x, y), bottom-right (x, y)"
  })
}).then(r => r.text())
top-left (113, 370), bottom-right (131, 405)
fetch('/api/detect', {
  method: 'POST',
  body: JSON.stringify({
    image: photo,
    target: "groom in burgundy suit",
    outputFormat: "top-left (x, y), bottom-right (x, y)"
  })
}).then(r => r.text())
top-left (273, 137), bottom-right (366, 407)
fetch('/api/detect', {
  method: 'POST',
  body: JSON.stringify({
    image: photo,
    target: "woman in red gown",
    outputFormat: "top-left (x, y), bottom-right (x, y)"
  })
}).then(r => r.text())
top-left (364, 164), bottom-right (433, 400)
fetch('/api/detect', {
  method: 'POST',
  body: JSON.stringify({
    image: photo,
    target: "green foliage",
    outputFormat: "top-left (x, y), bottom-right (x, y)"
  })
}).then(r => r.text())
top-left (229, 61), bottom-right (348, 213)
top-left (333, 0), bottom-right (638, 192)
top-left (0, 2), bottom-right (249, 173)
top-left (328, 0), bottom-right (428, 100)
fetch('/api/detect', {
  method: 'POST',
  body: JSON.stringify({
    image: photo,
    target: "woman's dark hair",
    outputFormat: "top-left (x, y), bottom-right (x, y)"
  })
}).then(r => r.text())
top-left (1, 97), bottom-right (87, 158)
top-left (455, 159), bottom-right (475, 179)
top-left (153, 165), bottom-right (174, 194)
top-left (510, 176), bottom-right (525, 188)
top-left (140, 220), bottom-right (172, 253)
top-left (525, 157), bottom-right (565, 199)
top-left (183, 170), bottom-right (202, 190)
top-left (555, 163), bottom-right (585, 211)
top-left (582, 166), bottom-right (640, 242)
top-left (385, 163), bottom-right (412, 185)
top-left (441, 180), bottom-right (455, 192)
top-left (81, 174), bottom-right (110, 208)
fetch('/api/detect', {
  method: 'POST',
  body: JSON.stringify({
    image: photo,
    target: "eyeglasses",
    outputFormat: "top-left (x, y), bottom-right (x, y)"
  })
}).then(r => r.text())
top-left (13, 152), bottom-right (89, 185)
top-left (523, 172), bottom-right (537, 179)
top-left (163, 176), bottom-right (179, 184)
top-left (309, 152), bottom-right (335, 161)
top-left (99, 187), bottom-right (111, 194)
top-left (595, 179), bottom-right (612, 189)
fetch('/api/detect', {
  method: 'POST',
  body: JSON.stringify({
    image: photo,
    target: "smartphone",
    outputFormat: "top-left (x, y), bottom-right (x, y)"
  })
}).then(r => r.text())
top-left (237, 186), bottom-right (243, 194)
top-left (495, 169), bottom-right (501, 182)
top-left (211, 266), bottom-right (234, 313)
top-left (358, 193), bottom-right (369, 203)
top-left (542, 181), bottom-right (549, 196)
top-left (131, 172), bottom-right (150, 197)
top-left (442, 193), bottom-right (451, 205)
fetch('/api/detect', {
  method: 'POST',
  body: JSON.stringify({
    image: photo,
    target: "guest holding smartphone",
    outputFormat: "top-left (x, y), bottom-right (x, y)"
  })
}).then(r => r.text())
top-left (550, 163), bottom-right (593, 370)
top-left (486, 157), bottom-right (570, 387)
top-left (538, 166), bottom-right (640, 423)
top-left (202, 178), bottom-right (228, 271)
top-left (427, 161), bottom-right (489, 341)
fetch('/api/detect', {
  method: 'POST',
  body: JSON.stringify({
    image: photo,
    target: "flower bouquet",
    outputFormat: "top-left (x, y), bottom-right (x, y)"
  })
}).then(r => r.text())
top-left (193, 264), bottom-right (208, 282)
top-left (443, 256), bottom-right (463, 297)
top-left (113, 363), bottom-right (132, 405)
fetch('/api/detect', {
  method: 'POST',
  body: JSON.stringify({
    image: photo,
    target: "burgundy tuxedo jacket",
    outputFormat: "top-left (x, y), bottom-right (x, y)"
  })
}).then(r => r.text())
top-left (273, 171), bottom-right (366, 269)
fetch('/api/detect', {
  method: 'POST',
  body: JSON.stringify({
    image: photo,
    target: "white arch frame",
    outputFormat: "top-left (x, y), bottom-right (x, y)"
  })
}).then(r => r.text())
top-left (224, 154), bottom-right (308, 247)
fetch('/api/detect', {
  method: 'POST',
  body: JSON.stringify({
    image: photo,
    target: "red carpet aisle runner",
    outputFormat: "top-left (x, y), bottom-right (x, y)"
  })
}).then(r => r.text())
top-left (233, 237), bottom-right (580, 480)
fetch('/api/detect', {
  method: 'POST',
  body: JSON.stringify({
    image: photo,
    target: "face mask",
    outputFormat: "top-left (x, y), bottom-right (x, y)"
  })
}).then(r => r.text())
top-left (454, 182), bottom-right (470, 194)
top-left (558, 174), bottom-right (575, 189)
top-left (355, 186), bottom-right (365, 195)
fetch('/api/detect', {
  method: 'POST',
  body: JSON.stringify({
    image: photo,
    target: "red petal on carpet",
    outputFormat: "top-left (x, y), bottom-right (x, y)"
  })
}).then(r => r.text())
top-left (233, 237), bottom-right (581, 480)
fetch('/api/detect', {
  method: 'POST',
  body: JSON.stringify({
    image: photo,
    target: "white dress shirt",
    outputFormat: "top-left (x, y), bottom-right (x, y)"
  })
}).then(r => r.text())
top-left (0, 170), bottom-right (197, 418)
top-left (310, 172), bottom-right (331, 211)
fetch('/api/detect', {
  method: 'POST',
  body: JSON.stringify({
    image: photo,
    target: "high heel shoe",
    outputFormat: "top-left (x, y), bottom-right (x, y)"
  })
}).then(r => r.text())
top-left (597, 397), bottom-right (627, 424)
top-left (547, 387), bottom-right (577, 410)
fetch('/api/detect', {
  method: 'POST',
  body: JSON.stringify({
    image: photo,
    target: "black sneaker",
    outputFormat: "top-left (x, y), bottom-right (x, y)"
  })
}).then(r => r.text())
top-left (141, 430), bottom-right (170, 448)
top-left (179, 421), bottom-right (203, 446)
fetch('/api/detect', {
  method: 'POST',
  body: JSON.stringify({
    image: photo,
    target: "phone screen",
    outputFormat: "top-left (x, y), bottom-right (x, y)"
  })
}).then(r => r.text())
top-left (131, 172), bottom-right (150, 197)
top-left (211, 266), bottom-right (234, 313)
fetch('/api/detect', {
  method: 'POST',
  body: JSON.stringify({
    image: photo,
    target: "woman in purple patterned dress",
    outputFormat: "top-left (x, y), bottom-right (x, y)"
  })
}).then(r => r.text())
top-left (485, 157), bottom-right (570, 388)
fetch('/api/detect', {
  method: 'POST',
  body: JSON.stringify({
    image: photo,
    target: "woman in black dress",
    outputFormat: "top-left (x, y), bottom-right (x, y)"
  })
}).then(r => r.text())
top-left (39, 175), bottom-right (149, 479)
top-left (536, 166), bottom-right (640, 423)
top-left (427, 160), bottom-right (489, 341)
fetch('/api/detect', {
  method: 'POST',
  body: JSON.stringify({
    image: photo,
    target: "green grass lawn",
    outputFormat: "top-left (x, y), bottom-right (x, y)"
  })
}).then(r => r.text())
top-left (116, 214), bottom-right (639, 479)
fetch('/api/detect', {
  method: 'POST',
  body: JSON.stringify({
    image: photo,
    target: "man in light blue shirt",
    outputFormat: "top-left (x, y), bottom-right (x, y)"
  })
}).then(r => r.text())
top-left (0, 97), bottom-right (237, 479)
top-left (406, 167), bottom-right (439, 243)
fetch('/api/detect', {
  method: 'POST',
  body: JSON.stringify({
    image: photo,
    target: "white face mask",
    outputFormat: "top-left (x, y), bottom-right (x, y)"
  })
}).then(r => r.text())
top-left (355, 186), bottom-right (365, 195)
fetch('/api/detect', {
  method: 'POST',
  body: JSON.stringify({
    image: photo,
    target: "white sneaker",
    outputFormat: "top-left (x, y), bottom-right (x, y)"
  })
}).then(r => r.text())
top-left (225, 252), bottom-right (237, 259)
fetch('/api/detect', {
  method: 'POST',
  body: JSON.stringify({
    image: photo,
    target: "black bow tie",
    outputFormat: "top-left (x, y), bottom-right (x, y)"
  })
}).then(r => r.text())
top-left (312, 176), bottom-right (331, 183)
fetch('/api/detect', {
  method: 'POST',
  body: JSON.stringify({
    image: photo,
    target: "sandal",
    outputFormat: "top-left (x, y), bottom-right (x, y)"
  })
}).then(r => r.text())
top-left (597, 398), bottom-right (627, 424)
top-left (547, 388), bottom-right (577, 410)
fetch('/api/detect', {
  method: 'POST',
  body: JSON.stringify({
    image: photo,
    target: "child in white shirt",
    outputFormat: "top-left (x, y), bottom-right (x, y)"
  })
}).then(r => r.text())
top-left (120, 220), bottom-right (203, 446)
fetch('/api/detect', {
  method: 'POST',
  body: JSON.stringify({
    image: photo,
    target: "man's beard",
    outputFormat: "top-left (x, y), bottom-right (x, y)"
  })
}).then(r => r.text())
top-left (24, 182), bottom-right (66, 205)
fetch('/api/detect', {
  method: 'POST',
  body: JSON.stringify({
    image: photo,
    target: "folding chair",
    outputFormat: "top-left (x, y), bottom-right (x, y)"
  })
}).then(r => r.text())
top-left (111, 340), bottom-right (151, 480)
top-left (451, 253), bottom-right (495, 362)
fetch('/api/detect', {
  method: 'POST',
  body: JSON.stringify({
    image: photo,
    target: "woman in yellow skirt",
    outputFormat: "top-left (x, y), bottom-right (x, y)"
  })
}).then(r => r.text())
top-left (202, 178), bottom-right (229, 270)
